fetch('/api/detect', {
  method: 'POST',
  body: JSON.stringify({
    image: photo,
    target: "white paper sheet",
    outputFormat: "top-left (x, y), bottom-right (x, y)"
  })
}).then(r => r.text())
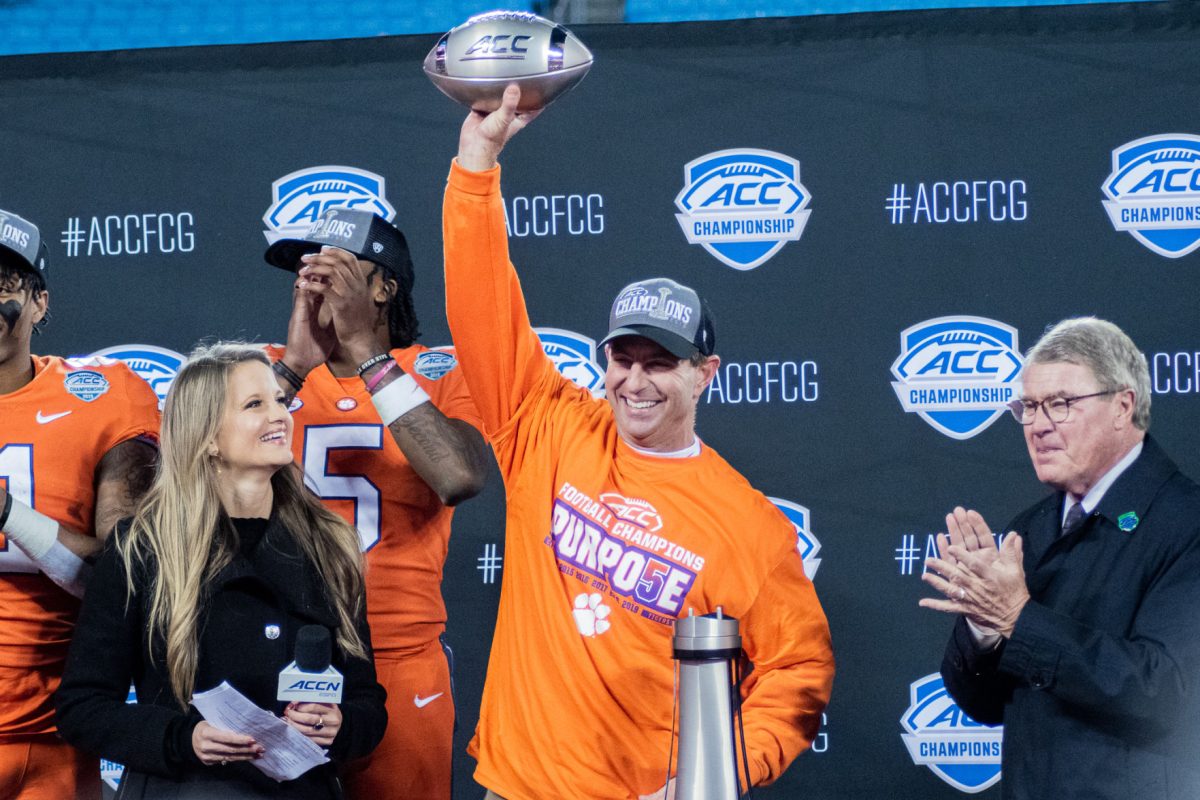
top-left (191, 681), bottom-right (329, 782)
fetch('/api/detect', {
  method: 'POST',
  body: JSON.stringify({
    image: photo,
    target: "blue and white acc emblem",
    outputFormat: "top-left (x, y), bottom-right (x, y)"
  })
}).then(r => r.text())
top-left (91, 344), bottom-right (184, 409)
top-left (263, 166), bottom-right (396, 244)
top-left (768, 497), bottom-right (821, 580)
top-left (413, 350), bottom-right (458, 381)
top-left (674, 149), bottom-right (812, 271)
top-left (1102, 134), bottom-right (1200, 259)
top-left (891, 316), bottom-right (1023, 440)
top-left (901, 673), bottom-right (1002, 794)
top-left (536, 328), bottom-right (605, 396)
top-left (63, 370), bottom-right (110, 402)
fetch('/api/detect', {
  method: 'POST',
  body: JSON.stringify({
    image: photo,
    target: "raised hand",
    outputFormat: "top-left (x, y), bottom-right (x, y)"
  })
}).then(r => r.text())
top-left (457, 84), bottom-right (542, 172)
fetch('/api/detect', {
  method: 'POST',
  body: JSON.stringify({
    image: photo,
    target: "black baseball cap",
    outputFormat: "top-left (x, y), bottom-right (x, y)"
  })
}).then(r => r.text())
top-left (600, 277), bottom-right (715, 359)
top-left (264, 208), bottom-right (413, 289)
top-left (0, 209), bottom-right (48, 277)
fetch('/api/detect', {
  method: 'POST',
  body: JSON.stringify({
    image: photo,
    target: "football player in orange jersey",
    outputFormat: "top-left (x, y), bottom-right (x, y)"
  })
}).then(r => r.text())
top-left (0, 208), bottom-right (159, 800)
top-left (263, 209), bottom-right (488, 800)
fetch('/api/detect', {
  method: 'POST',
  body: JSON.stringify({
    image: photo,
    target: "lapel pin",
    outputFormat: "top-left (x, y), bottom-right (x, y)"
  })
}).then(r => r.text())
top-left (1117, 512), bottom-right (1139, 533)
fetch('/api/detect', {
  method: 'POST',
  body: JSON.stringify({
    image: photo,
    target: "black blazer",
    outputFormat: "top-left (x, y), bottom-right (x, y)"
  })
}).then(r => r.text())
top-left (942, 435), bottom-right (1200, 799)
top-left (55, 513), bottom-right (386, 798)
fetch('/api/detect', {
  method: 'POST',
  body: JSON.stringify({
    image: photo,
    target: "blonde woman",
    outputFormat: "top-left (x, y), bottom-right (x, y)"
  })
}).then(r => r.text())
top-left (56, 343), bottom-right (386, 799)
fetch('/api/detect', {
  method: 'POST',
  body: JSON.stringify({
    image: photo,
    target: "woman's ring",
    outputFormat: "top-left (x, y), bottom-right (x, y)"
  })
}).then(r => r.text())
top-left (313, 715), bottom-right (325, 731)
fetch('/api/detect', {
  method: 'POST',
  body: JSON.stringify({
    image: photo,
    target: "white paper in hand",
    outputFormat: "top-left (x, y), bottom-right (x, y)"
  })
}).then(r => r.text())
top-left (191, 681), bottom-right (329, 782)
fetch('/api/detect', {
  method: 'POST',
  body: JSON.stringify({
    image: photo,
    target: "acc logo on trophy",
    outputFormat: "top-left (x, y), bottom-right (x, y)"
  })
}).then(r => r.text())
top-left (901, 673), bottom-right (1002, 794)
top-left (537, 327), bottom-right (605, 396)
top-left (1102, 134), bottom-right (1200, 258)
top-left (674, 148), bottom-right (812, 271)
top-left (891, 316), bottom-right (1023, 440)
top-left (768, 497), bottom-right (822, 580)
top-left (91, 344), bottom-right (184, 409)
top-left (263, 166), bottom-right (396, 244)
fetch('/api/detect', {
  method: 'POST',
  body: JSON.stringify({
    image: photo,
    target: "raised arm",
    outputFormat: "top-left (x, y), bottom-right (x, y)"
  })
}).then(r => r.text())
top-left (289, 246), bottom-right (488, 506)
top-left (443, 85), bottom-right (558, 435)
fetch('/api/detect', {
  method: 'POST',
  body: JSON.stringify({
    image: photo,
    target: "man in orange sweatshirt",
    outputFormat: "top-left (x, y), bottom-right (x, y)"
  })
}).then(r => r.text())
top-left (442, 85), bottom-right (835, 800)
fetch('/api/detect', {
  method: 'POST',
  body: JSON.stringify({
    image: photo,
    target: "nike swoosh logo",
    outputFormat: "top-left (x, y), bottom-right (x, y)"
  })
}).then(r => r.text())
top-left (413, 692), bottom-right (444, 709)
top-left (36, 410), bottom-right (72, 424)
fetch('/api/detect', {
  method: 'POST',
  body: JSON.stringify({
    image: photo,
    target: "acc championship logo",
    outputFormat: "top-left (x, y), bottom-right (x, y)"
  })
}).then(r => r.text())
top-left (1102, 134), bottom-right (1200, 258)
top-left (674, 149), bottom-right (812, 271)
top-left (62, 369), bottom-right (109, 402)
top-left (413, 350), bottom-right (457, 381)
top-left (263, 166), bottom-right (396, 244)
top-left (91, 344), bottom-right (184, 408)
top-left (901, 673), bottom-right (1002, 793)
top-left (600, 492), bottom-right (663, 533)
top-left (768, 497), bottom-right (821, 580)
top-left (891, 317), bottom-right (1023, 440)
top-left (536, 327), bottom-right (605, 396)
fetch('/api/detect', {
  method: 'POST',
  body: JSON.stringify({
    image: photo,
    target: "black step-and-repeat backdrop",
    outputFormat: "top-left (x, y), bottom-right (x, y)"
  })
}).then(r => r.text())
top-left (3, 2), bottom-right (1199, 796)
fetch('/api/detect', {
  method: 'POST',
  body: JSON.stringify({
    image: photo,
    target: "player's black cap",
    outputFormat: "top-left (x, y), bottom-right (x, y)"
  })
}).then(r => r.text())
top-left (264, 208), bottom-right (413, 290)
top-left (0, 208), bottom-right (48, 277)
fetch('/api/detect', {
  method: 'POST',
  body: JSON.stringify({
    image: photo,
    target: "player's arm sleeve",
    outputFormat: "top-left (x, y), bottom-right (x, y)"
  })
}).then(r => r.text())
top-left (104, 365), bottom-right (162, 452)
top-left (737, 551), bottom-right (834, 787)
top-left (995, 522), bottom-right (1200, 737)
top-left (55, 533), bottom-right (202, 777)
top-left (443, 160), bottom-right (558, 437)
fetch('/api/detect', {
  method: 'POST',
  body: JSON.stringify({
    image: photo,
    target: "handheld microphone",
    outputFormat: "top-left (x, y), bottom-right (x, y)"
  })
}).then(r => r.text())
top-left (277, 625), bottom-right (343, 704)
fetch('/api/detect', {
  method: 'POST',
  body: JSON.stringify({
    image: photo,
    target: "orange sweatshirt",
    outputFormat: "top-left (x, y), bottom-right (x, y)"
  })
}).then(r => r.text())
top-left (444, 161), bottom-right (833, 800)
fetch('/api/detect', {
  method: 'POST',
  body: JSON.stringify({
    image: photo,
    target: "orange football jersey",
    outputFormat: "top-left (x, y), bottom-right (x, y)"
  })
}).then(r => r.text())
top-left (273, 345), bottom-right (483, 653)
top-left (0, 355), bottom-right (159, 739)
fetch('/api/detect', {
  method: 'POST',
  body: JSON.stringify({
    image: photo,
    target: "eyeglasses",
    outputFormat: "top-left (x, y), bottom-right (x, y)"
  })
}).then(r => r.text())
top-left (1007, 390), bottom-right (1116, 425)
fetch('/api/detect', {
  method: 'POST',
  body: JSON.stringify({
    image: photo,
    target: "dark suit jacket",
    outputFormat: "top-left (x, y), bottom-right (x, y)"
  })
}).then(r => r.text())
top-left (942, 435), bottom-right (1200, 799)
top-left (56, 513), bottom-right (386, 799)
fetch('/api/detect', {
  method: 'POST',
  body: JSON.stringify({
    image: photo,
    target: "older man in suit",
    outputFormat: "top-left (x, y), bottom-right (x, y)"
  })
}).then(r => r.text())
top-left (921, 317), bottom-right (1200, 800)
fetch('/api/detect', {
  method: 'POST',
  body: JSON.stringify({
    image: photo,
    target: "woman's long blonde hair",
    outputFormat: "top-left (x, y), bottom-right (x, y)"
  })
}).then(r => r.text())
top-left (118, 343), bottom-right (367, 708)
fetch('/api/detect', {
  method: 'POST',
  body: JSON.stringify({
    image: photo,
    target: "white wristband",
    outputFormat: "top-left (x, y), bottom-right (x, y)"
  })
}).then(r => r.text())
top-left (370, 373), bottom-right (431, 426)
top-left (3, 498), bottom-right (59, 560)
top-left (40, 540), bottom-right (90, 599)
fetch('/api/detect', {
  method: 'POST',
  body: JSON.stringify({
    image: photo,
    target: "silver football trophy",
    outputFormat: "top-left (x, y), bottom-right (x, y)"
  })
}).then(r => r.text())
top-left (673, 608), bottom-right (744, 800)
top-left (423, 11), bottom-right (593, 112)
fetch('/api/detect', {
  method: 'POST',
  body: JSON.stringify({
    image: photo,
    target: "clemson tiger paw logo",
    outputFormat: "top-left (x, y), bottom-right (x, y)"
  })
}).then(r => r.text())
top-left (572, 592), bottom-right (612, 637)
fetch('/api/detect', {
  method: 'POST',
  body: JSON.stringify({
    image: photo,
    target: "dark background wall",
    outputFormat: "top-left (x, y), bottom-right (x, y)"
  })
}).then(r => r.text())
top-left (2, 2), bottom-right (1198, 796)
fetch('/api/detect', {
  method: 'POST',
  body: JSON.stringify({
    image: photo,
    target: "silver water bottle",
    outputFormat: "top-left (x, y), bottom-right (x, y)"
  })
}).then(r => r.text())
top-left (673, 607), bottom-right (742, 800)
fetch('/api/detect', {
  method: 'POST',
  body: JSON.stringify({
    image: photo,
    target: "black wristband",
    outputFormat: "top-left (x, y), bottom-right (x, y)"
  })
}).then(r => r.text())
top-left (356, 352), bottom-right (394, 376)
top-left (272, 360), bottom-right (305, 393)
top-left (0, 491), bottom-right (12, 531)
